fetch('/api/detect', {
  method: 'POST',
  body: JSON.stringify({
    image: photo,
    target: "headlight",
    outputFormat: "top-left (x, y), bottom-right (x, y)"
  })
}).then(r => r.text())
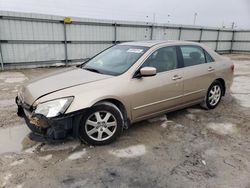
top-left (34, 97), bottom-right (74, 118)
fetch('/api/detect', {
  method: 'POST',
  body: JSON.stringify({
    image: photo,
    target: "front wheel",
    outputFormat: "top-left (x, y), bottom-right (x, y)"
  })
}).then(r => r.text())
top-left (79, 102), bottom-right (124, 145)
top-left (201, 81), bottom-right (223, 109)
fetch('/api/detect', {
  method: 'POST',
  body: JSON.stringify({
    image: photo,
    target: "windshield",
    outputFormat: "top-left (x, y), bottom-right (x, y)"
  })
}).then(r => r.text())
top-left (82, 45), bottom-right (149, 76)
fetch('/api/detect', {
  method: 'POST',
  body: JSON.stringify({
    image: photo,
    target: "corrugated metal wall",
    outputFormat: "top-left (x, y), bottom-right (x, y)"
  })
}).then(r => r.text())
top-left (0, 10), bottom-right (249, 70)
top-left (233, 31), bottom-right (250, 52)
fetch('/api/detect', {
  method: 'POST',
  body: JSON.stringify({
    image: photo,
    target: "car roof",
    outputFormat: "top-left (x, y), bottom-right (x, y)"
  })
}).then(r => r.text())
top-left (119, 40), bottom-right (201, 47)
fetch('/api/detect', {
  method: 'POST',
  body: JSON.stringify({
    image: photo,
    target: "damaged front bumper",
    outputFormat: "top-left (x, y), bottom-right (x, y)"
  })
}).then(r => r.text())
top-left (16, 96), bottom-right (83, 142)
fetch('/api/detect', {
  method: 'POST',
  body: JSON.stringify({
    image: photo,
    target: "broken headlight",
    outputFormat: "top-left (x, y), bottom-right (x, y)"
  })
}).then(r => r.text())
top-left (34, 97), bottom-right (74, 118)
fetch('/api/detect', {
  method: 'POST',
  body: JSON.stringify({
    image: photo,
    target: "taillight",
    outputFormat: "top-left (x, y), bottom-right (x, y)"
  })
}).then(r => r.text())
top-left (230, 64), bottom-right (234, 72)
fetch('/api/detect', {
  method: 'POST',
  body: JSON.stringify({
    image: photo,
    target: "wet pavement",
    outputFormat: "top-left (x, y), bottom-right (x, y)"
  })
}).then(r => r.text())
top-left (0, 54), bottom-right (250, 188)
top-left (0, 125), bottom-right (31, 154)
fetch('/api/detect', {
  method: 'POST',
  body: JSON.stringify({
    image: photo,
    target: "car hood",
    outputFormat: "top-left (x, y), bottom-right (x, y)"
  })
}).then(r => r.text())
top-left (20, 67), bottom-right (113, 105)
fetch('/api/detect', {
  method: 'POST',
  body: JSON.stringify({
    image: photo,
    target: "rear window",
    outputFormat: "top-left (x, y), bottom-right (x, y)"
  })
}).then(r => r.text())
top-left (180, 46), bottom-right (206, 67)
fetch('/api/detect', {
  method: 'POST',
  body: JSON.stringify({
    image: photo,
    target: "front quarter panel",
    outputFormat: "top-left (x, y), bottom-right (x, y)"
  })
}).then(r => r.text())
top-left (34, 76), bottom-right (131, 118)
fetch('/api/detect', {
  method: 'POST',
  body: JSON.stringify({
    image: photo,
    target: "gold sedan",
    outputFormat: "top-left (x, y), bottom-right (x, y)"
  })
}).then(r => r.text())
top-left (16, 40), bottom-right (234, 145)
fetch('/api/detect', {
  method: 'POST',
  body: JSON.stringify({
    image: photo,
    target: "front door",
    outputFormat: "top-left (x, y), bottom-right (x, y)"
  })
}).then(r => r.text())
top-left (130, 46), bottom-right (184, 120)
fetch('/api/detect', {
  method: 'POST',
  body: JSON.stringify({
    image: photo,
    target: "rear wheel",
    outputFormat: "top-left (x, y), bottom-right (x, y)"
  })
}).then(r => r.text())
top-left (201, 81), bottom-right (223, 109)
top-left (79, 102), bottom-right (124, 145)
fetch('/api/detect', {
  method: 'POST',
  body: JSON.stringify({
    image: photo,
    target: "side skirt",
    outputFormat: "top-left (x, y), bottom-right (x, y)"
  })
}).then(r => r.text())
top-left (132, 99), bottom-right (203, 123)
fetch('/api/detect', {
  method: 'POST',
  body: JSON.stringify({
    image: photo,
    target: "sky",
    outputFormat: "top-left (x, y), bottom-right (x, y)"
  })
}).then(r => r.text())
top-left (0, 0), bottom-right (250, 29)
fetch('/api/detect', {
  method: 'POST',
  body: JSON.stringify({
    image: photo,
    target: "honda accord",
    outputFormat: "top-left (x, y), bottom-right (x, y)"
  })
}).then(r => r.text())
top-left (16, 40), bottom-right (234, 145)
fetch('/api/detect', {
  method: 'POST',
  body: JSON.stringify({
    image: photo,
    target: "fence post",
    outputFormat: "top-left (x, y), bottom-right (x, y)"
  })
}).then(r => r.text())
top-left (215, 29), bottom-right (220, 52)
top-left (230, 30), bottom-right (235, 53)
top-left (63, 22), bottom-right (69, 66)
top-left (151, 24), bottom-right (154, 40)
top-left (0, 42), bottom-right (3, 70)
top-left (114, 23), bottom-right (117, 44)
top-left (199, 28), bottom-right (203, 42)
top-left (178, 27), bottom-right (182, 40)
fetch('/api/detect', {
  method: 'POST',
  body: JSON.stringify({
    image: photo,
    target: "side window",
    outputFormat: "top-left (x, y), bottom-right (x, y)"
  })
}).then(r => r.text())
top-left (142, 46), bottom-right (178, 73)
top-left (180, 46), bottom-right (206, 67)
top-left (204, 50), bottom-right (214, 63)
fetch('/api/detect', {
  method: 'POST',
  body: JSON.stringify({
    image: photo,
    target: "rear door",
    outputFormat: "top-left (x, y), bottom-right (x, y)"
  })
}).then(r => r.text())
top-left (179, 45), bottom-right (216, 103)
top-left (130, 46), bottom-right (184, 120)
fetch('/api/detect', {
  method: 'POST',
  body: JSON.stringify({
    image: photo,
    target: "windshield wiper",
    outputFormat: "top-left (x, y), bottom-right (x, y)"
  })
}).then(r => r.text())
top-left (83, 67), bottom-right (102, 74)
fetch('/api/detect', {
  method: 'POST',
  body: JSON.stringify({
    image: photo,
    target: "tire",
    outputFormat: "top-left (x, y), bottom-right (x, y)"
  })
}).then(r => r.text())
top-left (79, 102), bottom-right (124, 145)
top-left (201, 80), bottom-right (224, 110)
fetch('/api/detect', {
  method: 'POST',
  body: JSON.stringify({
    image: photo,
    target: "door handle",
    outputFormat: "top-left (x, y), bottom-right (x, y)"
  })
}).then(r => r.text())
top-left (172, 75), bottom-right (182, 80)
top-left (208, 67), bottom-right (215, 71)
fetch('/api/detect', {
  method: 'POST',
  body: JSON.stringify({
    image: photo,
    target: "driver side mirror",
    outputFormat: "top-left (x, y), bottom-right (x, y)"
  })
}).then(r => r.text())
top-left (136, 67), bottom-right (157, 78)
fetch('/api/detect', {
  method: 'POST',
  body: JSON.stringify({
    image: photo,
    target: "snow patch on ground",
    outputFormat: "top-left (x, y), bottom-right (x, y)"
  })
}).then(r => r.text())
top-left (174, 124), bottom-right (184, 128)
top-left (234, 62), bottom-right (250, 76)
top-left (5, 77), bottom-right (26, 83)
top-left (41, 141), bottom-right (81, 152)
top-left (24, 144), bottom-right (40, 154)
top-left (232, 94), bottom-right (250, 108)
top-left (148, 115), bottom-right (167, 123)
top-left (201, 160), bottom-right (206, 166)
top-left (148, 115), bottom-right (173, 128)
top-left (231, 76), bottom-right (250, 108)
top-left (39, 154), bottom-right (52, 161)
top-left (187, 108), bottom-right (203, 113)
top-left (52, 63), bottom-right (65, 67)
top-left (109, 145), bottom-right (146, 158)
top-left (0, 99), bottom-right (15, 108)
top-left (207, 122), bottom-right (237, 135)
top-left (185, 113), bottom-right (196, 120)
top-left (12, 89), bottom-right (18, 93)
top-left (67, 149), bottom-right (86, 160)
top-left (160, 119), bottom-right (174, 128)
top-left (3, 155), bottom-right (15, 159)
top-left (0, 72), bottom-right (28, 83)
top-left (15, 184), bottom-right (24, 188)
top-left (231, 76), bottom-right (250, 94)
top-left (2, 173), bottom-right (12, 187)
top-left (160, 121), bottom-right (168, 128)
top-left (10, 159), bottom-right (24, 166)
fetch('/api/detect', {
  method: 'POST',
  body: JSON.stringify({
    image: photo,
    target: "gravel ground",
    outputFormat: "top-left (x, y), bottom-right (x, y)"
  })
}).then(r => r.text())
top-left (0, 54), bottom-right (250, 188)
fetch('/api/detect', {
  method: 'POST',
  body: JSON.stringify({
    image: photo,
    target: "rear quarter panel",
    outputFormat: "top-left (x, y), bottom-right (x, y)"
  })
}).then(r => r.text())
top-left (202, 44), bottom-right (234, 92)
top-left (213, 56), bottom-right (234, 92)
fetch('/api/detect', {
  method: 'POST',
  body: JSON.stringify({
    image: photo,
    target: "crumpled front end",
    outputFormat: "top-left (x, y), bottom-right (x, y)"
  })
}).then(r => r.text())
top-left (16, 96), bottom-right (83, 142)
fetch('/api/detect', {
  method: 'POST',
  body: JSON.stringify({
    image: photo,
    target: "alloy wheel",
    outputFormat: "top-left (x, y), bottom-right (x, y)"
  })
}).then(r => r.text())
top-left (85, 111), bottom-right (117, 141)
top-left (208, 85), bottom-right (221, 106)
